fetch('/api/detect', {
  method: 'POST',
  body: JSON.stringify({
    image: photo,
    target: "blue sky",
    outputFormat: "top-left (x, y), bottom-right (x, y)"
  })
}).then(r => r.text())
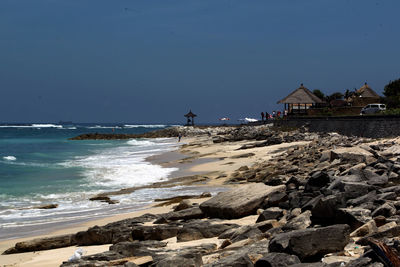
top-left (1, 0), bottom-right (399, 123)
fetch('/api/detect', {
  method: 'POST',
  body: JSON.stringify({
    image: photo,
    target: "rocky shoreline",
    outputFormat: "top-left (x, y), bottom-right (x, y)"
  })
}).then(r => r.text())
top-left (68, 125), bottom-right (240, 140)
top-left (4, 125), bottom-right (400, 266)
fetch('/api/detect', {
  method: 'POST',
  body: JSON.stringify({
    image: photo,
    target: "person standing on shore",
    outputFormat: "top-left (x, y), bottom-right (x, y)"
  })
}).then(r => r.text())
top-left (178, 133), bottom-right (182, 142)
top-left (266, 112), bottom-right (269, 121)
top-left (261, 112), bottom-right (265, 122)
top-left (272, 111), bottom-right (276, 119)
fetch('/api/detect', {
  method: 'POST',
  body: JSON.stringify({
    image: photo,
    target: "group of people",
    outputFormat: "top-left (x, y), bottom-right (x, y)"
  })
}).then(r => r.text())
top-left (260, 110), bottom-right (288, 122)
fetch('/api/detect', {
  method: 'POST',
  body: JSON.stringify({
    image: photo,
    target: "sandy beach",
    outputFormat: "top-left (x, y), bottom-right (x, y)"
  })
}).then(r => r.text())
top-left (3, 127), bottom-right (400, 266)
top-left (0, 133), bottom-right (308, 266)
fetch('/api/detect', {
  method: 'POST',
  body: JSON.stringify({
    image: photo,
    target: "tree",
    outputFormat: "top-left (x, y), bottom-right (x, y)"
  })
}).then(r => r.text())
top-left (383, 79), bottom-right (400, 108)
top-left (328, 92), bottom-right (344, 100)
top-left (313, 89), bottom-right (325, 100)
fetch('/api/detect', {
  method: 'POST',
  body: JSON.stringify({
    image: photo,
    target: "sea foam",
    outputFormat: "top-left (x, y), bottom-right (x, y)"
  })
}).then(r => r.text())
top-left (3, 156), bottom-right (16, 161)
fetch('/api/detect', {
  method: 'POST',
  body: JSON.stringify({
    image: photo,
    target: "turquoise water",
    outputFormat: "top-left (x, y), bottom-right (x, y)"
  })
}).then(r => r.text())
top-left (0, 123), bottom-right (184, 239)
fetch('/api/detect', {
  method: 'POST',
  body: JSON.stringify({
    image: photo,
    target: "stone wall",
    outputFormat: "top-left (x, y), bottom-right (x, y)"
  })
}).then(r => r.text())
top-left (274, 115), bottom-right (400, 138)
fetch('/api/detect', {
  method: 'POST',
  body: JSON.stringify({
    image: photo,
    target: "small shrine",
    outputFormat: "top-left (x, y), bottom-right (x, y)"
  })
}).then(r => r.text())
top-left (184, 110), bottom-right (197, 126)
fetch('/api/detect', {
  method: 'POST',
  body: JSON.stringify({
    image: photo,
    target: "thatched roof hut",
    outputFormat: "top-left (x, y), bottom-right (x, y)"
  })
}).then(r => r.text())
top-left (356, 82), bottom-right (380, 98)
top-left (277, 84), bottom-right (323, 114)
top-left (278, 84), bottom-right (323, 105)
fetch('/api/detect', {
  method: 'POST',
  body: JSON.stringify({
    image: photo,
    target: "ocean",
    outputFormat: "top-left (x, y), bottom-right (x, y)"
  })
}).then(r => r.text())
top-left (0, 123), bottom-right (214, 240)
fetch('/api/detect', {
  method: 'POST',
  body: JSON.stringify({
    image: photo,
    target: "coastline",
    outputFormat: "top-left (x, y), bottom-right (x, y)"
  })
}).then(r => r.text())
top-left (3, 126), bottom-right (397, 266)
top-left (0, 132), bottom-right (304, 266)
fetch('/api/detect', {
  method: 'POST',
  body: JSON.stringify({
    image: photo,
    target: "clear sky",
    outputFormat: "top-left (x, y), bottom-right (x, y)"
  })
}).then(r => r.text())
top-left (1, 0), bottom-right (399, 123)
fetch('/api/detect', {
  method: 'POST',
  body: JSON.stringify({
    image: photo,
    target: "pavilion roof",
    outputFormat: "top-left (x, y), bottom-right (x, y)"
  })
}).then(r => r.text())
top-left (277, 84), bottom-right (323, 104)
top-left (356, 83), bottom-right (380, 98)
top-left (184, 110), bottom-right (197, 117)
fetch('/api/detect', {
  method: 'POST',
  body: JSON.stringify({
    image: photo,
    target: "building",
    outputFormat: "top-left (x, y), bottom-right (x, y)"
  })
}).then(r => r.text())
top-left (349, 82), bottom-right (381, 107)
top-left (277, 84), bottom-right (324, 114)
top-left (184, 110), bottom-right (197, 126)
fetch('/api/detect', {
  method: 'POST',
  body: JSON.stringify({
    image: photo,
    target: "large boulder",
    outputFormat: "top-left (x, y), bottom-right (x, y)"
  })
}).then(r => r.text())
top-left (3, 234), bottom-right (76, 254)
top-left (75, 226), bottom-right (113, 245)
top-left (177, 221), bottom-right (238, 242)
top-left (268, 224), bottom-right (350, 261)
top-left (131, 225), bottom-right (180, 241)
top-left (200, 183), bottom-right (285, 219)
top-left (256, 207), bottom-right (284, 223)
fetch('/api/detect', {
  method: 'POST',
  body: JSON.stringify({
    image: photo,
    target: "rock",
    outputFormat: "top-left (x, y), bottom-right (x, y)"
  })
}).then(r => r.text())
top-left (377, 192), bottom-right (397, 201)
top-left (173, 200), bottom-right (192, 211)
top-left (155, 207), bottom-right (205, 223)
top-left (269, 224), bottom-right (350, 261)
top-left (345, 256), bottom-right (377, 267)
top-left (36, 204), bottom-right (59, 209)
top-left (347, 191), bottom-right (377, 207)
top-left (75, 226), bottom-right (113, 245)
top-left (371, 203), bottom-right (396, 218)
top-left (3, 234), bottom-right (76, 254)
top-left (342, 181), bottom-right (373, 199)
top-left (254, 252), bottom-right (301, 267)
top-left (110, 241), bottom-right (163, 258)
top-left (132, 225), bottom-right (180, 241)
top-left (200, 183), bottom-right (285, 219)
top-left (283, 210), bottom-right (311, 231)
top-left (305, 171), bottom-right (330, 192)
top-left (331, 149), bottom-right (369, 163)
top-left (256, 207), bottom-right (284, 223)
top-left (357, 226), bottom-right (400, 246)
top-left (212, 136), bottom-right (226, 143)
top-left (238, 166), bottom-right (250, 171)
top-left (229, 225), bottom-right (263, 243)
top-left (336, 208), bottom-right (372, 230)
top-left (61, 260), bottom-right (111, 267)
top-left (156, 253), bottom-right (203, 267)
top-left (265, 191), bottom-right (288, 207)
top-left (362, 170), bottom-right (389, 186)
top-left (377, 221), bottom-right (397, 232)
top-left (177, 221), bottom-right (238, 242)
top-left (89, 196), bottom-right (118, 204)
top-left (350, 220), bottom-right (378, 237)
top-left (205, 239), bottom-right (270, 266)
top-left (205, 254), bottom-right (254, 267)
top-left (219, 239), bottom-right (232, 249)
top-left (310, 195), bottom-right (361, 227)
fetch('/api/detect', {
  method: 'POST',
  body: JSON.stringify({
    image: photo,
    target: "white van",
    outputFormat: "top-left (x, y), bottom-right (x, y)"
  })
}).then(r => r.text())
top-left (360, 103), bottom-right (386, 115)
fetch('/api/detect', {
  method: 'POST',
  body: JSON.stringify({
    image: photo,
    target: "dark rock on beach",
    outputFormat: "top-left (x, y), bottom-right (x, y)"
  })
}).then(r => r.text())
top-left (3, 234), bottom-right (76, 254)
top-left (200, 183), bottom-right (285, 219)
top-left (268, 224), bottom-right (350, 261)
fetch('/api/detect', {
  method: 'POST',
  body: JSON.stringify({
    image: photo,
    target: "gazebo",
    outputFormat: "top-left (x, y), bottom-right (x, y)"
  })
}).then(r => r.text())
top-left (349, 82), bottom-right (381, 107)
top-left (277, 84), bottom-right (323, 115)
top-left (184, 110), bottom-right (197, 126)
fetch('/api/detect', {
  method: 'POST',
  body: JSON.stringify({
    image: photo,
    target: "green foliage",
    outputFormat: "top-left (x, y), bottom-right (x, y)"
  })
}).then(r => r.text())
top-left (383, 79), bottom-right (400, 108)
top-left (344, 89), bottom-right (351, 99)
top-left (328, 92), bottom-right (344, 100)
top-left (382, 108), bottom-right (400, 115)
top-left (313, 89), bottom-right (325, 100)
